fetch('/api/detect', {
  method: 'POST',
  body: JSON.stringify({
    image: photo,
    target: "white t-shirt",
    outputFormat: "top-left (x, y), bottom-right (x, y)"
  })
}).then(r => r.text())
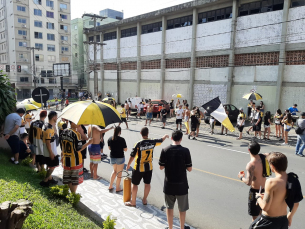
top-left (210, 117), bottom-right (215, 124)
top-left (176, 109), bottom-right (184, 119)
top-left (137, 103), bottom-right (141, 111)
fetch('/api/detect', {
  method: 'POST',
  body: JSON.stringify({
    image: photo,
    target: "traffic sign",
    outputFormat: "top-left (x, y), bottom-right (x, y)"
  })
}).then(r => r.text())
top-left (32, 87), bottom-right (49, 103)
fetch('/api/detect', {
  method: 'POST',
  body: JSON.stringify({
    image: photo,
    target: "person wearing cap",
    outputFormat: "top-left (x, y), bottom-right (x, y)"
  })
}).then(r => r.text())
top-left (29, 110), bottom-right (48, 170)
top-left (295, 112), bottom-right (305, 157)
top-left (3, 108), bottom-right (25, 164)
top-left (236, 108), bottom-right (246, 140)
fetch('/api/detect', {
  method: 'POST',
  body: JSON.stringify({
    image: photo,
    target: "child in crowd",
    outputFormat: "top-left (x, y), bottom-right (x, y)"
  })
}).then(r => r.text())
top-left (119, 104), bottom-right (128, 129)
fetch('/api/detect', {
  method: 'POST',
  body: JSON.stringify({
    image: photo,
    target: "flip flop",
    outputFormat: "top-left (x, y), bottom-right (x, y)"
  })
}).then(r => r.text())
top-left (93, 176), bottom-right (103, 180)
top-left (142, 200), bottom-right (148, 205)
top-left (116, 189), bottom-right (123, 193)
top-left (125, 202), bottom-right (136, 208)
top-left (108, 188), bottom-right (114, 191)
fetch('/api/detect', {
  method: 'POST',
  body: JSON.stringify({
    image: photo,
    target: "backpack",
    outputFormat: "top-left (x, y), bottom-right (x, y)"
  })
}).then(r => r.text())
top-left (259, 154), bottom-right (272, 177)
top-left (295, 126), bottom-right (305, 135)
top-left (286, 173), bottom-right (303, 212)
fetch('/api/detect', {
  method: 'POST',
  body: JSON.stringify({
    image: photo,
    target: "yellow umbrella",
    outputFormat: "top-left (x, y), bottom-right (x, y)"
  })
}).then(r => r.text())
top-left (243, 92), bottom-right (263, 101)
top-left (102, 97), bottom-right (116, 102)
top-left (60, 100), bottom-right (121, 127)
top-left (16, 103), bottom-right (39, 111)
top-left (19, 98), bottom-right (42, 108)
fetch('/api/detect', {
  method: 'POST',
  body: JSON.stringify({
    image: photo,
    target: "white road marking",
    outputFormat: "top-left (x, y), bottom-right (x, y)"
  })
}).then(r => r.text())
top-left (206, 144), bottom-right (248, 155)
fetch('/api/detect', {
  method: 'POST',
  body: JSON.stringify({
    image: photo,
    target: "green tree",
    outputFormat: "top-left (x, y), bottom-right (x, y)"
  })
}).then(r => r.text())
top-left (0, 71), bottom-right (16, 127)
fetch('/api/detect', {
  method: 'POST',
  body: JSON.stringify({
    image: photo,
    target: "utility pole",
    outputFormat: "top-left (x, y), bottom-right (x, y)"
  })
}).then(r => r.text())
top-left (27, 47), bottom-right (40, 88)
top-left (82, 14), bottom-right (106, 98)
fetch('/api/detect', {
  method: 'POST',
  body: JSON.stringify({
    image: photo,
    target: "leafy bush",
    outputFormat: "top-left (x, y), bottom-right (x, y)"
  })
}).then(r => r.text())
top-left (50, 185), bottom-right (82, 205)
top-left (103, 215), bottom-right (116, 229)
top-left (21, 156), bottom-right (33, 166)
top-left (37, 168), bottom-right (47, 179)
top-left (66, 192), bottom-right (82, 205)
top-left (0, 72), bottom-right (16, 127)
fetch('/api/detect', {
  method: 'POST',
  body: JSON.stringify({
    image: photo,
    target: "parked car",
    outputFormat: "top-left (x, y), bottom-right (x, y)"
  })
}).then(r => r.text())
top-left (126, 97), bottom-right (144, 111)
top-left (143, 100), bottom-right (170, 114)
top-left (204, 104), bottom-right (239, 125)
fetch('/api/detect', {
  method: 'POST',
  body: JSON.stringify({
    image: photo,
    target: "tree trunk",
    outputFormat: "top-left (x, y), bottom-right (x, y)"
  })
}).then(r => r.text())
top-left (0, 199), bottom-right (33, 229)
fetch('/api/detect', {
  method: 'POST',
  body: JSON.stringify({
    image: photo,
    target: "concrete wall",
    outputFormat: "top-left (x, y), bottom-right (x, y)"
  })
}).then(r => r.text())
top-left (140, 82), bottom-right (160, 99)
top-left (119, 81), bottom-right (138, 100)
top-left (141, 70), bottom-right (160, 80)
top-left (165, 26), bottom-right (192, 54)
top-left (231, 85), bottom-right (277, 115)
top-left (280, 86), bottom-right (305, 113)
top-left (89, 44), bottom-right (101, 60)
top-left (235, 11), bottom-right (282, 48)
top-left (120, 36), bottom-right (137, 58)
top-left (103, 80), bottom-right (118, 100)
top-left (163, 82), bottom-right (190, 102)
top-left (233, 66), bottom-right (278, 82)
top-left (121, 71), bottom-right (137, 80)
top-left (283, 65), bottom-right (305, 82)
top-left (103, 39), bottom-right (117, 59)
top-left (165, 69), bottom-right (190, 80)
top-left (196, 19), bottom-right (231, 51)
top-left (141, 31), bottom-right (162, 56)
top-left (193, 84), bottom-right (227, 107)
top-left (287, 6), bottom-right (305, 43)
top-left (195, 67), bottom-right (229, 81)
top-left (104, 70), bottom-right (117, 80)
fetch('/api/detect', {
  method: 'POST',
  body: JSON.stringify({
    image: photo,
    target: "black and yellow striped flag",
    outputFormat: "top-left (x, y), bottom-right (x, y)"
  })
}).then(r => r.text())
top-left (202, 97), bottom-right (235, 132)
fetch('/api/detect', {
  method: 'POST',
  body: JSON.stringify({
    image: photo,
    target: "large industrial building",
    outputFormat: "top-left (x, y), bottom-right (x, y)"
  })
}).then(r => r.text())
top-left (0, 0), bottom-right (73, 100)
top-left (85, 0), bottom-right (305, 113)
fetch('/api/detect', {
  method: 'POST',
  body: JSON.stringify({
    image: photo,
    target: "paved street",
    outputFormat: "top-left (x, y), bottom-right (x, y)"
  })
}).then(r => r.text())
top-left (79, 115), bottom-right (304, 229)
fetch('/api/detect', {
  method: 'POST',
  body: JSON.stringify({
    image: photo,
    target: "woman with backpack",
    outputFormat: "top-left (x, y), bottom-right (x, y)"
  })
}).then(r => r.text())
top-left (281, 113), bottom-right (293, 145)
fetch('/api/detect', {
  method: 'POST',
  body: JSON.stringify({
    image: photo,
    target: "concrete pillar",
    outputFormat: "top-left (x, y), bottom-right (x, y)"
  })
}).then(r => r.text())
top-left (275, 0), bottom-right (291, 109)
top-left (86, 38), bottom-right (90, 93)
top-left (226, 0), bottom-right (238, 104)
top-left (160, 16), bottom-right (166, 99)
top-left (100, 32), bottom-right (104, 98)
top-left (116, 27), bottom-right (121, 103)
top-left (137, 22), bottom-right (141, 97)
top-left (189, 8), bottom-right (197, 108)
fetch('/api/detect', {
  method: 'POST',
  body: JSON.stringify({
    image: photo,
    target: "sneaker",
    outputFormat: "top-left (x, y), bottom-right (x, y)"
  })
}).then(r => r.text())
top-left (184, 226), bottom-right (191, 229)
top-left (267, 139), bottom-right (271, 141)
top-left (192, 137), bottom-right (197, 140)
top-left (161, 127), bottom-right (165, 129)
top-left (246, 131), bottom-right (250, 135)
top-left (48, 178), bottom-right (58, 185)
top-left (188, 135), bottom-right (191, 139)
top-left (225, 134), bottom-right (227, 136)
top-left (14, 161), bottom-right (19, 165)
top-left (298, 154), bottom-right (305, 157)
top-left (263, 138), bottom-right (267, 140)
top-left (281, 142), bottom-right (287, 145)
top-left (39, 181), bottom-right (50, 188)
top-left (83, 168), bottom-right (89, 173)
top-left (279, 139), bottom-right (284, 142)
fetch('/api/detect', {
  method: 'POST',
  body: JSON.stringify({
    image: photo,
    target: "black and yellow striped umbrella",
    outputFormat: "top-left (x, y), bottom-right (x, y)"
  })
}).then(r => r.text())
top-left (59, 100), bottom-right (121, 127)
top-left (243, 92), bottom-right (263, 101)
top-left (16, 103), bottom-right (39, 111)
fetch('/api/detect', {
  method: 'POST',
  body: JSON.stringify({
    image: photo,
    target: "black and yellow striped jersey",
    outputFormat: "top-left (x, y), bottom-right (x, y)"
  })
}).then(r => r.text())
top-left (131, 138), bottom-right (163, 172)
top-left (29, 120), bottom-right (45, 156)
top-left (60, 128), bottom-right (83, 167)
top-left (42, 123), bottom-right (55, 157)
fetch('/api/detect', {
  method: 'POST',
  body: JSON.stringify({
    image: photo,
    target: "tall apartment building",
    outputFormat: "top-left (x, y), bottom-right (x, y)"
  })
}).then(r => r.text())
top-left (0, 0), bottom-right (73, 100)
top-left (71, 13), bottom-right (119, 91)
top-left (99, 9), bottom-right (123, 20)
top-left (85, 0), bottom-right (305, 113)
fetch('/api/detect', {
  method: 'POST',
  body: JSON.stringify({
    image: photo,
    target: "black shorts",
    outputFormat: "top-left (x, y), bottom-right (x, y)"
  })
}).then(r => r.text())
top-left (99, 141), bottom-right (104, 149)
top-left (176, 119), bottom-right (182, 125)
top-left (121, 118), bottom-right (127, 123)
top-left (131, 169), bottom-right (152, 185)
top-left (238, 125), bottom-right (244, 132)
top-left (191, 123), bottom-right (197, 131)
top-left (162, 117), bottom-right (166, 123)
top-left (249, 214), bottom-right (288, 229)
top-left (45, 155), bottom-right (59, 168)
top-left (248, 188), bottom-right (264, 216)
top-left (253, 123), bottom-right (262, 132)
top-left (36, 155), bottom-right (46, 165)
top-left (6, 135), bottom-right (20, 154)
top-left (81, 140), bottom-right (87, 159)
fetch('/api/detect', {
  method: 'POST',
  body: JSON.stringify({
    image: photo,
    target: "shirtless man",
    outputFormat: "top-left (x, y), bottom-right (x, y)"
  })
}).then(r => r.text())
top-left (250, 152), bottom-right (302, 228)
top-left (125, 100), bottom-right (130, 120)
top-left (145, 103), bottom-right (153, 126)
top-left (88, 125), bottom-right (113, 179)
top-left (238, 141), bottom-right (266, 221)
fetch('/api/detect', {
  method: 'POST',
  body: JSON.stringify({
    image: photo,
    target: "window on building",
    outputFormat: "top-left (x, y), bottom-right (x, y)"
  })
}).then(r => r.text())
top-left (47, 44), bottom-right (55, 51)
top-left (75, 53), bottom-right (78, 57)
top-left (60, 25), bottom-right (68, 30)
top-left (46, 0), bottom-right (54, 8)
top-left (239, 0), bottom-right (284, 16)
top-left (60, 14), bottom-right (67, 19)
top-left (18, 30), bottom-right (27, 36)
top-left (47, 33), bottom-right (55, 40)
top-left (96, 35), bottom-right (100, 42)
top-left (48, 55), bottom-right (55, 62)
top-left (34, 20), bottom-right (42, 27)
top-left (40, 78), bottom-right (44, 83)
top-left (104, 31), bottom-right (116, 41)
top-left (19, 53), bottom-right (28, 59)
top-left (18, 42), bottom-right (27, 47)
top-left (33, 0), bottom-right (41, 5)
top-left (97, 22), bottom-right (100, 26)
top-left (35, 43), bottom-right (43, 50)
top-left (35, 54), bottom-right (44, 61)
top-left (61, 46), bottom-right (68, 52)
top-left (18, 18), bottom-right (26, 24)
top-left (89, 36), bottom-right (94, 42)
top-left (61, 36), bottom-right (68, 41)
top-left (17, 6), bottom-right (26, 12)
top-left (46, 11), bottom-right (54, 18)
top-left (121, 27), bottom-right (137, 38)
top-left (34, 9), bottom-right (42, 16)
top-left (291, 0), bottom-right (305, 7)
top-left (167, 15), bottom-right (193, 30)
top-left (89, 21), bottom-right (94, 26)
top-left (20, 77), bottom-right (29, 82)
top-left (198, 7), bottom-right (233, 24)
top-left (46, 22), bottom-right (54, 29)
top-left (34, 32), bottom-right (43, 39)
top-left (142, 22), bottom-right (162, 34)
top-left (49, 78), bottom-right (56, 84)
top-left (60, 3), bottom-right (67, 9)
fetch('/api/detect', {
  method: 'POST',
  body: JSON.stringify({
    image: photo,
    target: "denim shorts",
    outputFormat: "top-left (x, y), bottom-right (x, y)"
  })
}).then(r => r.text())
top-left (146, 113), bottom-right (153, 120)
top-left (110, 157), bottom-right (125, 165)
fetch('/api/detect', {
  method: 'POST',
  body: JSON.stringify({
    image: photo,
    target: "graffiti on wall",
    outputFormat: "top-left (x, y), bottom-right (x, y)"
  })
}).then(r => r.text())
top-left (193, 84), bottom-right (227, 107)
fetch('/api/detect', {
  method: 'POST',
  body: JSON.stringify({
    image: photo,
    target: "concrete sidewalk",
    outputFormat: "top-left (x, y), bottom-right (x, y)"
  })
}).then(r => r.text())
top-left (52, 166), bottom-right (194, 229)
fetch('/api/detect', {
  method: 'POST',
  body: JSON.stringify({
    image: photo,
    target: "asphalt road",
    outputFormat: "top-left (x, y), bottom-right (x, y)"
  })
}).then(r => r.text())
top-left (36, 108), bottom-right (304, 229)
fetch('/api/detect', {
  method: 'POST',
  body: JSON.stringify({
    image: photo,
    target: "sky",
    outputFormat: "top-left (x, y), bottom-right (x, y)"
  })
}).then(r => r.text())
top-left (71, 0), bottom-right (190, 19)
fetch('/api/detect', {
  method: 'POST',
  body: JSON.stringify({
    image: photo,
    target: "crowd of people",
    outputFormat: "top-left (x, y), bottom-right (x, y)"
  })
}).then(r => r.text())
top-left (2, 97), bottom-right (305, 229)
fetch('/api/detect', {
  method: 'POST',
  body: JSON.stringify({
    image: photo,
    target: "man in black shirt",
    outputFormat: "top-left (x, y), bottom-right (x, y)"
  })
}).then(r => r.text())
top-left (160, 104), bottom-right (168, 129)
top-left (159, 130), bottom-right (192, 229)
